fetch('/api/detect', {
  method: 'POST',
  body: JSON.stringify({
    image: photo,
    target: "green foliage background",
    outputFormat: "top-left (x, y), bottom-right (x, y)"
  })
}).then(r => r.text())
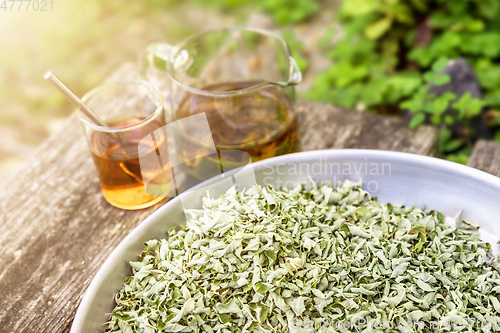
top-left (176, 0), bottom-right (500, 163)
top-left (304, 0), bottom-right (500, 163)
top-left (3, 0), bottom-right (500, 172)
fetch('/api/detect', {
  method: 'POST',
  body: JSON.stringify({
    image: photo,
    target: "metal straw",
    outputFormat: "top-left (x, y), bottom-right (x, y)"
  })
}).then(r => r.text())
top-left (43, 71), bottom-right (145, 184)
top-left (44, 70), bottom-right (109, 128)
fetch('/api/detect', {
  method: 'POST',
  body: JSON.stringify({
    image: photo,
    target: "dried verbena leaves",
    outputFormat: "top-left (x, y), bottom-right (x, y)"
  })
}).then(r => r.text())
top-left (106, 180), bottom-right (500, 333)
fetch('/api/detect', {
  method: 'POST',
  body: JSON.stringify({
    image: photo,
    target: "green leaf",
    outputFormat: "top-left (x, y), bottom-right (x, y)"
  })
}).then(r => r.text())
top-left (445, 154), bottom-right (469, 165)
top-left (254, 282), bottom-right (271, 294)
top-left (401, 98), bottom-right (424, 113)
top-left (409, 0), bottom-right (427, 11)
top-left (387, 73), bottom-right (422, 96)
top-left (365, 16), bottom-right (393, 40)
top-left (432, 97), bottom-right (448, 115)
top-left (453, 93), bottom-right (472, 108)
top-left (439, 129), bottom-right (467, 155)
top-left (424, 73), bottom-right (451, 86)
top-left (409, 225), bottom-right (427, 236)
top-left (289, 296), bottom-right (306, 316)
top-left (219, 313), bottom-right (232, 324)
top-left (438, 129), bottom-right (452, 147)
top-left (216, 298), bottom-right (241, 314)
top-left (483, 90), bottom-right (500, 107)
top-left (468, 98), bottom-right (485, 116)
top-left (342, 0), bottom-right (381, 17)
top-left (327, 39), bottom-right (376, 60)
top-left (391, 3), bottom-right (414, 25)
top-left (429, 12), bottom-right (453, 29)
top-left (329, 62), bottom-right (369, 88)
top-left (408, 47), bottom-right (435, 67)
top-left (444, 115), bottom-right (454, 125)
top-left (444, 139), bottom-right (463, 152)
top-left (415, 234), bottom-right (426, 252)
top-left (451, 92), bottom-right (484, 118)
top-left (409, 113), bottom-right (426, 129)
top-left (360, 79), bottom-right (390, 105)
top-left (477, 0), bottom-right (500, 20)
top-left (456, 219), bottom-right (479, 230)
top-left (260, 0), bottom-right (320, 25)
top-left (259, 307), bottom-right (269, 323)
top-left (264, 250), bottom-right (277, 261)
top-left (467, 20), bottom-right (485, 32)
top-left (432, 57), bottom-right (449, 72)
top-left (430, 115), bottom-right (441, 124)
top-left (409, 226), bottom-right (428, 252)
top-left (415, 278), bottom-right (434, 292)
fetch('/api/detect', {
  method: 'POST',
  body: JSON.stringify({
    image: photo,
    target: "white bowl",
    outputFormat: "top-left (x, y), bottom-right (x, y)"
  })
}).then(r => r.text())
top-left (71, 149), bottom-right (500, 332)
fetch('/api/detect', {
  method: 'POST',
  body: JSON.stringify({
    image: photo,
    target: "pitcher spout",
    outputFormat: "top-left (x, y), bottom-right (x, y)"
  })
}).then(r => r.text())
top-left (288, 57), bottom-right (302, 86)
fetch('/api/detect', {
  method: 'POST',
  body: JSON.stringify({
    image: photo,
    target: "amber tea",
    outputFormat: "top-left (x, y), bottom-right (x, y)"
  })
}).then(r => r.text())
top-left (175, 81), bottom-right (299, 180)
top-left (90, 117), bottom-right (172, 210)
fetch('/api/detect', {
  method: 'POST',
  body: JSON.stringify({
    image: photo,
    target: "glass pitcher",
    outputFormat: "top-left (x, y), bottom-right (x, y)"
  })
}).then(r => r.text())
top-left (142, 27), bottom-right (302, 182)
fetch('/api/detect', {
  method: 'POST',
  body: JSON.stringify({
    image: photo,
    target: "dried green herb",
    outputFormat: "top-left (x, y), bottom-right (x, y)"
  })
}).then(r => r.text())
top-left (106, 180), bottom-right (500, 332)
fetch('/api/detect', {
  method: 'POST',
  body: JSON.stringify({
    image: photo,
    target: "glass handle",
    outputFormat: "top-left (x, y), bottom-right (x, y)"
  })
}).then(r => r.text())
top-left (147, 43), bottom-right (173, 63)
top-left (138, 43), bottom-right (174, 120)
top-left (138, 43), bottom-right (173, 80)
top-left (288, 57), bottom-right (302, 85)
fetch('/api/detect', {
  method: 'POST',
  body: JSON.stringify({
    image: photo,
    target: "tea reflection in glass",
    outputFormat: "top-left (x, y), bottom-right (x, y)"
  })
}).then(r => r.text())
top-left (175, 81), bottom-right (299, 181)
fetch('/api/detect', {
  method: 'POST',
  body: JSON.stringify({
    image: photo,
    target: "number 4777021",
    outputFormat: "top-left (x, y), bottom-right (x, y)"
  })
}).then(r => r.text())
top-left (1, 0), bottom-right (53, 11)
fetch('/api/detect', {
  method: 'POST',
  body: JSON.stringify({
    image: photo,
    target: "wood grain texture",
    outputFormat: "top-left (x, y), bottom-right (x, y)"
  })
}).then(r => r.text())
top-left (467, 139), bottom-right (500, 177)
top-left (297, 100), bottom-right (438, 155)
top-left (0, 113), bottom-right (167, 333)
top-left (0, 65), bottom-right (439, 333)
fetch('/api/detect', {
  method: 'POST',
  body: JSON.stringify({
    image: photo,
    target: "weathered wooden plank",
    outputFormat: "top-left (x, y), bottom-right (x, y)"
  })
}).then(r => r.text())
top-left (467, 139), bottom-right (500, 177)
top-left (297, 101), bottom-right (438, 154)
top-left (0, 65), bottom-right (439, 333)
top-left (0, 114), bottom-right (165, 333)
